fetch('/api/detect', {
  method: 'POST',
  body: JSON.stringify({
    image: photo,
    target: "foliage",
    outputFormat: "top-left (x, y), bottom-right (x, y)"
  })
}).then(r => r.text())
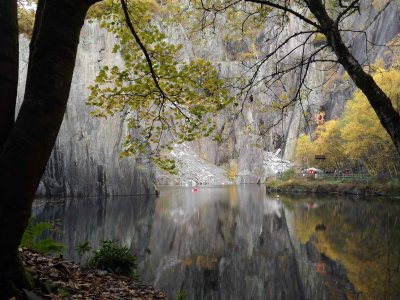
top-left (293, 67), bottom-right (400, 176)
top-left (313, 32), bottom-right (327, 43)
top-left (173, 0), bottom-right (400, 160)
top-left (281, 168), bottom-right (295, 181)
top-left (340, 68), bottom-right (400, 175)
top-left (314, 120), bottom-right (347, 170)
top-left (176, 290), bottom-right (186, 300)
top-left (76, 241), bottom-right (92, 257)
top-left (292, 201), bottom-right (400, 299)
top-left (152, 156), bottom-right (178, 174)
top-left (17, 4), bottom-right (36, 37)
top-left (89, 240), bottom-right (138, 279)
top-left (21, 248), bottom-right (162, 299)
top-left (293, 134), bottom-right (316, 169)
top-left (85, 0), bottom-right (400, 174)
top-left (188, 0), bottom-right (274, 36)
top-left (87, 0), bottom-right (234, 164)
top-left (228, 160), bottom-right (238, 181)
top-left (20, 218), bottom-right (65, 255)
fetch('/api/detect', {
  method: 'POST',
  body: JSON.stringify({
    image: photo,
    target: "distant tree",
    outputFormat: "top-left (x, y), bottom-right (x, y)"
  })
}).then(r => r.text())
top-left (185, 0), bottom-right (400, 154)
top-left (299, 0), bottom-right (400, 156)
top-left (17, 1), bottom-right (35, 37)
top-left (89, 0), bottom-right (400, 163)
top-left (0, 0), bottom-right (100, 297)
top-left (80, 0), bottom-right (400, 177)
top-left (293, 67), bottom-right (400, 175)
top-left (314, 120), bottom-right (346, 170)
top-left (1, 0), bottom-right (399, 296)
top-left (293, 133), bottom-right (316, 169)
top-left (341, 68), bottom-right (400, 175)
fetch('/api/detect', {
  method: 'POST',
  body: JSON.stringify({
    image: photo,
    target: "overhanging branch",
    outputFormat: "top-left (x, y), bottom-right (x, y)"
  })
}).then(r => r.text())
top-left (244, 0), bottom-right (320, 28)
top-left (120, 0), bottom-right (190, 120)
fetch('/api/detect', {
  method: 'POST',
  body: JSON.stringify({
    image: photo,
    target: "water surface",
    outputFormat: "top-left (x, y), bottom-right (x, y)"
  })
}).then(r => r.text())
top-left (33, 185), bottom-right (400, 299)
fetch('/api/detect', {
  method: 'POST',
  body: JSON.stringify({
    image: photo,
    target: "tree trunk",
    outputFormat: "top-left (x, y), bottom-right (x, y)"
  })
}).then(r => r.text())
top-left (305, 0), bottom-right (400, 155)
top-left (0, 0), bottom-right (18, 153)
top-left (0, 0), bottom-right (98, 298)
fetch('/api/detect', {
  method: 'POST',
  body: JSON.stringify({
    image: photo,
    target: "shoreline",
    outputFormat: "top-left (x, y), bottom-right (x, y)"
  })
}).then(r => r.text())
top-left (266, 179), bottom-right (400, 199)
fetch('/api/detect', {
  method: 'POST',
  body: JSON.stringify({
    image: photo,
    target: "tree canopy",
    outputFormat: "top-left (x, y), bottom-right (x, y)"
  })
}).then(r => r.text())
top-left (86, 0), bottom-right (400, 165)
top-left (1, 0), bottom-right (400, 297)
top-left (85, 0), bottom-right (236, 169)
top-left (293, 67), bottom-right (400, 175)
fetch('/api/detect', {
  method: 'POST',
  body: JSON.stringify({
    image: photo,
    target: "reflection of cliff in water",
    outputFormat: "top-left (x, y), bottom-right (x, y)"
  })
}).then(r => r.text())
top-left (32, 195), bottom-right (156, 265)
top-left (143, 186), bottom-right (306, 300)
top-left (33, 187), bottom-right (400, 300)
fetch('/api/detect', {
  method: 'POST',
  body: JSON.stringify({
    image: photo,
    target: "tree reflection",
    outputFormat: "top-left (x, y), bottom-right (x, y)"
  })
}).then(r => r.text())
top-left (291, 199), bottom-right (400, 299)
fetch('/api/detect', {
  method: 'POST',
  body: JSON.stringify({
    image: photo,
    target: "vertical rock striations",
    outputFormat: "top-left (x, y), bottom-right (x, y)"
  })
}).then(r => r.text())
top-left (183, 0), bottom-right (400, 179)
top-left (18, 1), bottom-right (400, 192)
top-left (17, 23), bottom-right (155, 197)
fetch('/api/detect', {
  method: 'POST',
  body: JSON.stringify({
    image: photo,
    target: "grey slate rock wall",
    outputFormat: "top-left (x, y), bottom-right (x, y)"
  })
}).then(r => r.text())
top-left (17, 23), bottom-right (155, 197)
top-left (185, 0), bottom-right (400, 174)
top-left (18, 1), bottom-right (400, 191)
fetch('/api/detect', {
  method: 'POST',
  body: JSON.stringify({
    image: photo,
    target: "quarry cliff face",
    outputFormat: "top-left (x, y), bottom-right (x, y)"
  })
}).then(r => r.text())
top-left (18, 1), bottom-right (400, 195)
top-left (18, 24), bottom-right (155, 197)
top-left (171, 0), bottom-right (400, 183)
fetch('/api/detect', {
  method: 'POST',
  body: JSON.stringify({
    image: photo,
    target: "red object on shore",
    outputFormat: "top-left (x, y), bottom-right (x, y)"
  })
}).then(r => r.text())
top-left (193, 187), bottom-right (198, 192)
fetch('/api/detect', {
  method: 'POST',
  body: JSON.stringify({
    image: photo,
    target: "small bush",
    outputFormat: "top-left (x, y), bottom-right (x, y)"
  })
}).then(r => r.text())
top-left (266, 178), bottom-right (281, 188)
top-left (76, 241), bottom-right (92, 257)
top-left (89, 240), bottom-right (138, 279)
top-left (176, 290), bottom-right (186, 300)
top-left (21, 218), bottom-right (65, 254)
top-left (228, 160), bottom-right (238, 181)
top-left (281, 168), bottom-right (296, 181)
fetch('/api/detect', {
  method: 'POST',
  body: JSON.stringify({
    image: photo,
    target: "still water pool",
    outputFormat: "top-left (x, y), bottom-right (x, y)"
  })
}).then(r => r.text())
top-left (33, 185), bottom-right (400, 299)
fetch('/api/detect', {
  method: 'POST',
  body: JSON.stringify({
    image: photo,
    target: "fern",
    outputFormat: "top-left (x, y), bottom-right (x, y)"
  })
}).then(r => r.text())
top-left (21, 217), bottom-right (65, 254)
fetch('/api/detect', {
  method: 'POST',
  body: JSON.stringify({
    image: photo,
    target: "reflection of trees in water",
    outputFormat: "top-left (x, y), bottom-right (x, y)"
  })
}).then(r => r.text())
top-left (292, 199), bottom-right (400, 299)
top-left (34, 188), bottom-right (397, 300)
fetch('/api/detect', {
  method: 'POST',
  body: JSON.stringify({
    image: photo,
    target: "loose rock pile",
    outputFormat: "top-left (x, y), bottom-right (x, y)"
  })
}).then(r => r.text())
top-left (156, 143), bottom-right (230, 186)
top-left (263, 151), bottom-right (292, 177)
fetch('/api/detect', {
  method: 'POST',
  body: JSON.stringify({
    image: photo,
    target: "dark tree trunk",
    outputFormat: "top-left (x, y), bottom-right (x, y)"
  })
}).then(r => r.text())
top-left (0, 0), bottom-right (99, 298)
top-left (305, 0), bottom-right (400, 155)
top-left (0, 0), bottom-right (18, 153)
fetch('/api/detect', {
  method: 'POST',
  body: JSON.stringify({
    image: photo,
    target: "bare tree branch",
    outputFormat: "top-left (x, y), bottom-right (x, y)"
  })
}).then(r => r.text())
top-left (244, 0), bottom-right (320, 28)
top-left (335, 0), bottom-right (360, 27)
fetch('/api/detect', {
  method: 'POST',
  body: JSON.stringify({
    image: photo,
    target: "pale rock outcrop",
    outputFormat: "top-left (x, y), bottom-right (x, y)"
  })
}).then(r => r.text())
top-left (156, 144), bottom-right (230, 186)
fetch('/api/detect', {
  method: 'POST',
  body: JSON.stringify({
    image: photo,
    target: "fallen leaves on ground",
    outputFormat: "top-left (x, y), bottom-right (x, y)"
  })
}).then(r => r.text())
top-left (20, 248), bottom-right (165, 299)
